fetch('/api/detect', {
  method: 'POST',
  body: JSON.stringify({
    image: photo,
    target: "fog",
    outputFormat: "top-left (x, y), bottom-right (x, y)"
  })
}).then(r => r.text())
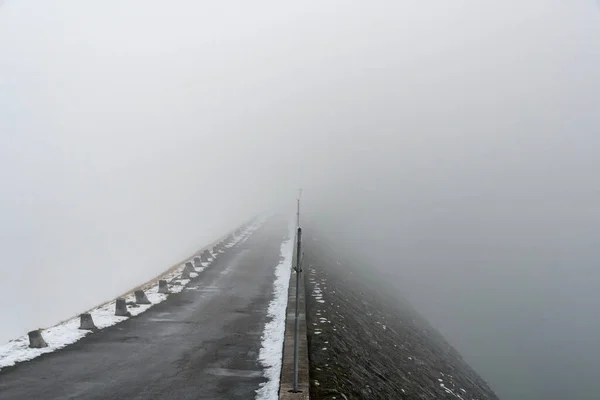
top-left (1, 1), bottom-right (599, 399)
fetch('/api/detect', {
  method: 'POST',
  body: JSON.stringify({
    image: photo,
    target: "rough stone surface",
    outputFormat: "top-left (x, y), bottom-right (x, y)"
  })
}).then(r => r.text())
top-left (79, 313), bottom-right (97, 330)
top-left (115, 298), bottom-right (131, 317)
top-left (158, 279), bottom-right (169, 294)
top-left (27, 330), bottom-right (47, 349)
top-left (134, 290), bottom-right (151, 305)
top-left (304, 236), bottom-right (500, 400)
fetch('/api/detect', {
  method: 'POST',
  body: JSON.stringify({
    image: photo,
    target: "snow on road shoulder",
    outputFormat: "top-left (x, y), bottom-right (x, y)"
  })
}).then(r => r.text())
top-left (0, 220), bottom-right (261, 372)
top-left (255, 219), bottom-right (296, 400)
top-left (225, 215), bottom-right (266, 249)
top-left (0, 266), bottom-right (183, 371)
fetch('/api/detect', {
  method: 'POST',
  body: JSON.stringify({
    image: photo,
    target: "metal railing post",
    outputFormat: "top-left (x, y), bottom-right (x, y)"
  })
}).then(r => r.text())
top-left (293, 226), bottom-right (302, 392)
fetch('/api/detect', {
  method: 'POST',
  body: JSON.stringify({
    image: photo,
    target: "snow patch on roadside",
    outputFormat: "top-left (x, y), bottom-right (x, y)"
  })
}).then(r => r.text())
top-left (255, 218), bottom-right (296, 400)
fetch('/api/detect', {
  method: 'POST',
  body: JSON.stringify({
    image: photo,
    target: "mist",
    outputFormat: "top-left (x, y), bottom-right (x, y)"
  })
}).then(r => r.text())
top-left (2, 1), bottom-right (600, 399)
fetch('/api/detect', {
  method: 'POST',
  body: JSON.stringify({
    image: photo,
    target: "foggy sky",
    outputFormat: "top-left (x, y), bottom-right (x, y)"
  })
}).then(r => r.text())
top-left (1, 1), bottom-right (600, 399)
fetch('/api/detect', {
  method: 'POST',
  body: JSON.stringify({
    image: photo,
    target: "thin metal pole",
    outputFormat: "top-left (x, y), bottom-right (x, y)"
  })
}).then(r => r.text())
top-left (293, 226), bottom-right (302, 392)
top-left (296, 188), bottom-right (302, 228)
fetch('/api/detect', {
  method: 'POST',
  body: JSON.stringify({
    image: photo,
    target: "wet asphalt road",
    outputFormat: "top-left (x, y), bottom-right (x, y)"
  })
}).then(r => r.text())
top-left (0, 217), bottom-right (287, 400)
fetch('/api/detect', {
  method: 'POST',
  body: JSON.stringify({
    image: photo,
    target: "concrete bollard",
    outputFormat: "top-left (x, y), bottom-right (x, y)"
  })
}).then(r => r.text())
top-left (183, 263), bottom-right (195, 275)
top-left (200, 251), bottom-right (209, 263)
top-left (115, 298), bottom-right (131, 317)
top-left (135, 290), bottom-right (151, 305)
top-left (181, 268), bottom-right (191, 279)
top-left (158, 279), bottom-right (169, 294)
top-left (79, 313), bottom-right (97, 330)
top-left (193, 256), bottom-right (201, 267)
top-left (28, 329), bottom-right (48, 348)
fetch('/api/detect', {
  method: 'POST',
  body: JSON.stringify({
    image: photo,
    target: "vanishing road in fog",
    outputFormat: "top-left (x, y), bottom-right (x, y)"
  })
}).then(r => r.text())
top-left (0, 219), bottom-right (287, 400)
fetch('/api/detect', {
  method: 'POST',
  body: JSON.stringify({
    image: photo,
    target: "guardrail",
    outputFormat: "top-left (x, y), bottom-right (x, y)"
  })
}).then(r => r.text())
top-left (279, 202), bottom-right (309, 399)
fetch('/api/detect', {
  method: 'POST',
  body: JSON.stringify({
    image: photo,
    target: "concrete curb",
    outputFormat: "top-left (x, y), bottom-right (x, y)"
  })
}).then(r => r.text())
top-left (279, 249), bottom-right (309, 398)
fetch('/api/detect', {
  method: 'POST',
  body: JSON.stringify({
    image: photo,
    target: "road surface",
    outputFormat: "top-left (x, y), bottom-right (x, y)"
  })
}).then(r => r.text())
top-left (0, 217), bottom-right (288, 400)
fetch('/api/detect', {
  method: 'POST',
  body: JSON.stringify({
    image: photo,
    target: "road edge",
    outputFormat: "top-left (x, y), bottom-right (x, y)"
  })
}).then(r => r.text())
top-left (279, 230), bottom-right (310, 399)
